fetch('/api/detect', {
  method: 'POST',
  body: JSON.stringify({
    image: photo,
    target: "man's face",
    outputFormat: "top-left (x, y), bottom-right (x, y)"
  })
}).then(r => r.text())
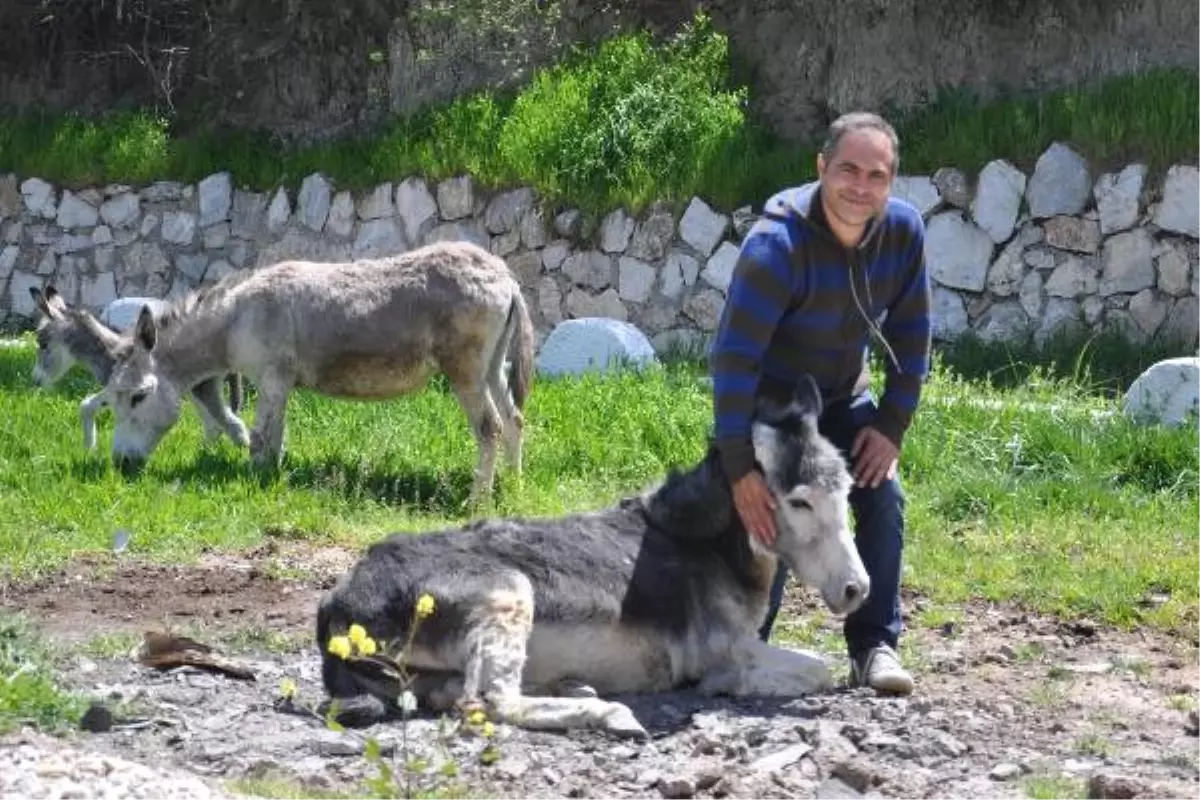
top-left (817, 129), bottom-right (896, 229)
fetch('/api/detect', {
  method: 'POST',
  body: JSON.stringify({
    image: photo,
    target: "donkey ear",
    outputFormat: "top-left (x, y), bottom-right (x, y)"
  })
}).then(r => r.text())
top-left (793, 373), bottom-right (823, 419)
top-left (30, 287), bottom-right (61, 319)
top-left (43, 285), bottom-right (67, 312)
top-left (134, 305), bottom-right (158, 351)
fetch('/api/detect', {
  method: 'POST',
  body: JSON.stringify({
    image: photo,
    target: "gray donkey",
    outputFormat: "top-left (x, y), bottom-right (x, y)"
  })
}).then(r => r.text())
top-left (97, 240), bottom-right (534, 507)
top-left (29, 286), bottom-right (247, 451)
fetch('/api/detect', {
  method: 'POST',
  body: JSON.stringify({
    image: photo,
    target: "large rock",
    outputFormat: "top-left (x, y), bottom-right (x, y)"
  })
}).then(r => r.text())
top-left (1099, 229), bottom-right (1155, 296)
top-left (931, 287), bottom-right (969, 340)
top-left (56, 191), bottom-right (99, 229)
top-left (700, 242), bottom-right (740, 293)
top-left (1044, 256), bottom-right (1098, 298)
top-left (891, 176), bottom-right (942, 218)
top-left (297, 173), bottom-right (333, 232)
top-left (535, 318), bottom-right (657, 377)
top-left (21, 177), bottom-right (56, 219)
top-left (627, 207), bottom-right (676, 261)
top-left (197, 172), bottom-right (233, 228)
top-left (484, 188), bottom-right (535, 235)
top-left (1043, 216), bottom-right (1101, 254)
top-left (599, 208), bottom-right (635, 253)
top-left (1153, 165), bottom-right (1199, 238)
top-left (1123, 358), bottom-right (1200, 427)
top-left (396, 178), bottom-right (439, 244)
top-left (1155, 240), bottom-right (1194, 297)
top-left (1094, 164), bottom-right (1145, 235)
top-left (1026, 142), bottom-right (1090, 219)
top-left (925, 212), bottom-right (994, 292)
top-left (679, 197), bottom-right (729, 258)
top-left (436, 176), bottom-right (474, 221)
top-left (100, 296), bottom-right (173, 332)
top-left (972, 301), bottom-right (1029, 343)
top-left (266, 188), bottom-right (291, 233)
top-left (617, 257), bottom-right (656, 303)
top-left (985, 225), bottom-right (1041, 296)
top-left (357, 183), bottom-right (395, 221)
top-left (562, 251), bottom-right (613, 290)
top-left (971, 160), bottom-right (1026, 243)
top-left (99, 192), bottom-right (141, 229)
top-left (325, 191), bottom-right (356, 238)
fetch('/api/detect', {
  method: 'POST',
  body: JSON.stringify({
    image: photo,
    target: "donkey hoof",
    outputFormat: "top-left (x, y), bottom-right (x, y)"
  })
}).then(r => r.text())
top-left (602, 704), bottom-right (648, 740)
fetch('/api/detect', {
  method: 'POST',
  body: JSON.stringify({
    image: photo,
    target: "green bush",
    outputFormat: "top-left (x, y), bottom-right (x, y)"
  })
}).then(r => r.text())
top-left (498, 14), bottom-right (746, 211)
top-left (0, 12), bottom-right (1195, 215)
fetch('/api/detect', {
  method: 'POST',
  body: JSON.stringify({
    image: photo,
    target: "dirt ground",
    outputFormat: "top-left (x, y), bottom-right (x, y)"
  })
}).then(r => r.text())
top-left (2, 540), bottom-right (1197, 799)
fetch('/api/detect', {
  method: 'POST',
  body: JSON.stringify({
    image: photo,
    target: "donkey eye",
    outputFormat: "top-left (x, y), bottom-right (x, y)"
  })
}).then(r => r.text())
top-left (130, 391), bottom-right (148, 408)
top-left (788, 497), bottom-right (812, 511)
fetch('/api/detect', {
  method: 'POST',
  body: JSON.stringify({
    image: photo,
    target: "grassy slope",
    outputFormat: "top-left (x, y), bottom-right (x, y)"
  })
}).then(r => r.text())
top-left (1, 339), bottom-right (1194, 636)
top-left (0, 57), bottom-right (1195, 214)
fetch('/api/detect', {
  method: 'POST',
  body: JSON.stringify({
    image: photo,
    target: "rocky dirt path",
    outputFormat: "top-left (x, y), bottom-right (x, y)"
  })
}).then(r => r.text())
top-left (1, 542), bottom-right (1196, 799)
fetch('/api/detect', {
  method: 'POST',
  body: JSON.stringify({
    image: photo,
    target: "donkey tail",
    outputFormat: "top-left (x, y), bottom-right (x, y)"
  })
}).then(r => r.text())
top-left (506, 288), bottom-right (534, 410)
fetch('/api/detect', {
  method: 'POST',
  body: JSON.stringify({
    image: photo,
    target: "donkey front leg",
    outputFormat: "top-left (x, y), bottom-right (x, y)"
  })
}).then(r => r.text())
top-left (249, 374), bottom-right (292, 467)
top-left (189, 378), bottom-right (250, 447)
top-left (700, 638), bottom-right (835, 698)
top-left (79, 391), bottom-right (107, 450)
top-left (457, 573), bottom-right (648, 740)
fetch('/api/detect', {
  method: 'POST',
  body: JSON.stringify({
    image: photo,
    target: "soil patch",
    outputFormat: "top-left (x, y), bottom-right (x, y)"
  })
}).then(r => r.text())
top-left (2, 546), bottom-right (1197, 799)
top-left (0, 541), bottom-right (356, 646)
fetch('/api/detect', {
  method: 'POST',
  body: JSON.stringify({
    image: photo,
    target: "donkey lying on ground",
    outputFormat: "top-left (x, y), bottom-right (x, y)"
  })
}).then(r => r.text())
top-left (29, 286), bottom-right (246, 450)
top-left (316, 375), bottom-right (869, 739)
top-left (98, 240), bottom-right (533, 506)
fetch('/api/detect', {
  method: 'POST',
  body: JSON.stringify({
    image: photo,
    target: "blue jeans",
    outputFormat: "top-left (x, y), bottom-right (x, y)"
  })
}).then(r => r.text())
top-left (756, 392), bottom-right (906, 658)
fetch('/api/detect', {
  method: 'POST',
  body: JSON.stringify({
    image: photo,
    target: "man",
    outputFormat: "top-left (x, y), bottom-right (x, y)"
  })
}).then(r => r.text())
top-left (709, 111), bottom-right (932, 695)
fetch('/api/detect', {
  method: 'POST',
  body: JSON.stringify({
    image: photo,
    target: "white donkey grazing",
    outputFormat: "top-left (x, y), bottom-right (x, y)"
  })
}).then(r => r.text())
top-left (29, 286), bottom-right (245, 450)
top-left (97, 240), bottom-right (534, 507)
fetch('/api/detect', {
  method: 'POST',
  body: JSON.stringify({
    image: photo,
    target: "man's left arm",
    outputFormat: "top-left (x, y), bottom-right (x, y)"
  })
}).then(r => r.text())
top-left (872, 215), bottom-right (933, 451)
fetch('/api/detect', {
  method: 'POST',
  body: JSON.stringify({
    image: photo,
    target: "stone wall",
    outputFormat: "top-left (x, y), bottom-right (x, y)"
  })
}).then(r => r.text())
top-left (2, 144), bottom-right (1197, 354)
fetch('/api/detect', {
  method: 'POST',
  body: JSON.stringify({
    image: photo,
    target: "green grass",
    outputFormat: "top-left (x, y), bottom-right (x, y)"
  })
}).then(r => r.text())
top-left (1022, 774), bottom-right (1085, 799)
top-left (0, 612), bottom-right (87, 734)
top-left (0, 336), bottom-right (1195, 639)
top-left (0, 337), bottom-right (714, 577)
top-left (0, 14), bottom-right (1194, 214)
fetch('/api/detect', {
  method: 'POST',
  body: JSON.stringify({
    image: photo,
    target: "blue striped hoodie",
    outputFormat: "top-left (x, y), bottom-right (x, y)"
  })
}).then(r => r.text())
top-left (709, 181), bottom-right (933, 481)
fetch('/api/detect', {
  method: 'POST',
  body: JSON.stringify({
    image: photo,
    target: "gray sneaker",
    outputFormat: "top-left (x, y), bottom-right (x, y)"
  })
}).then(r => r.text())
top-left (849, 645), bottom-right (914, 695)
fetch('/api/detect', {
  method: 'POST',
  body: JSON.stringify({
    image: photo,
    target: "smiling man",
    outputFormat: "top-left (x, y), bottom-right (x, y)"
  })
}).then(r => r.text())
top-left (708, 112), bottom-right (932, 695)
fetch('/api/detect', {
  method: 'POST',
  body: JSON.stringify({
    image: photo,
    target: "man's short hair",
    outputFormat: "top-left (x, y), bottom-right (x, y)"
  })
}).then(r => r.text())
top-left (821, 112), bottom-right (900, 174)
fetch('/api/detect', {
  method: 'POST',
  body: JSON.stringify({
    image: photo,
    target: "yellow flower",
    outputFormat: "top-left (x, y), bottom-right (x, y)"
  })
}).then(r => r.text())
top-left (416, 593), bottom-right (436, 618)
top-left (357, 636), bottom-right (377, 656)
top-left (348, 624), bottom-right (368, 645)
top-left (468, 709), bottom-right (487, 726)
top-left (278, 677), bottom-right (297, 700)
top-left (482, 721), bottom-right (495, 738)
top-left (327, 635), bottom-right (352, 660)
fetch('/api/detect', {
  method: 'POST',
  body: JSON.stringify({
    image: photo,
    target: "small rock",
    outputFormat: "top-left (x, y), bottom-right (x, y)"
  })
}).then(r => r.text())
top-left (1086, 772), bottom-right (1145, 799)
top-left (1186, 708), bottom-right (1198, 737)
top-left (744, 726), bottom-right (769, 747)
top-left (658, 776), bottom-right (696, 799)
top-left (749, 743), bottom-right (812, 774)
top-left (79, 702), bottom-right (114, 733)
top-left (989, 762), bottom-right (1023, 781)
top-left (930, 729), bottom-right (969, 757)
top-left (816, 777), bottom-right (864, 799)
top-left (496, 757), bottom-right (530, 780)
top-left (831, 757), bottom-right (875, 793)
top-left (785, 698), bottom-right (829, 718)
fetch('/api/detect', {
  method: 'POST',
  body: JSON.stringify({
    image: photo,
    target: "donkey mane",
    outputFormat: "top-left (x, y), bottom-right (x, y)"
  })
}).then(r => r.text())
top-left (637, 445), bottom-right (740, 541)
top-left (145, 270), bottom-right (258, 341)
